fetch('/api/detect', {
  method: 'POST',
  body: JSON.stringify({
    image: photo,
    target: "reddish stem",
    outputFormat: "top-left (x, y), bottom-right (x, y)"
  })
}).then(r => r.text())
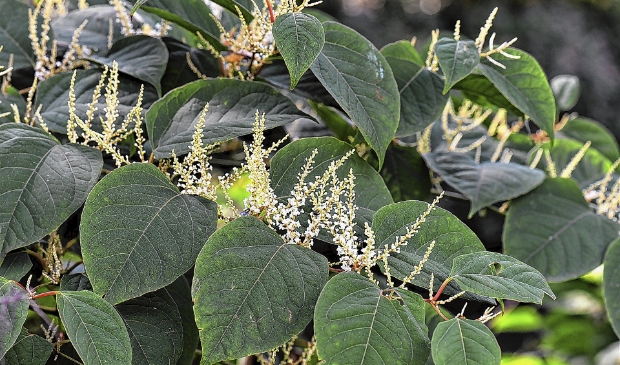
top-left (31, 291), bottom-right (59, 300)
top-left (432, 278), bottom-right (452, 302)
top-left (266, 0), bottom-right (275, 23)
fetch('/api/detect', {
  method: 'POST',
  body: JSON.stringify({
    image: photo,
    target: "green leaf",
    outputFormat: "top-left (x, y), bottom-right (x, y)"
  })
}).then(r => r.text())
top-left (504, 178), bottom-right (619, 282)
top-left (87, 35), bottom-right (168, 96)
top-left (381, 144), bottom-right (431, 202)
top-left (603, 237), bottom-right (620, 338)
top-left (137, 0), bottom-right (225, 51)
top-left (0, 124), bottom-right (103, 259)
top-left (449, 252), bottom-right (555, 304)
top-left (374, 201), bottom-right (489, 302)
top-left (130, 0), bottom-right (149, 15)
top-left (314, 272), bottom-right (430, 365)
top-left (551, 75), bottom-right (580, 112)
top-left (2, 328), bottom-right (53, 365)
top-left (0, 0), bottom-right (41, 69)
top-left (434, 38), bottom-right (479, 93)
top-left (80, 163), bottom-right (218, 305)
top-left (51, 6), bottom-right (128, 52)
top-left (310, 21), bottom-right (400, 167)
top-left (0, 277), bottom-right (29, 359)
top-left (57, 290), bottom-right (132, 365)
top-left (165, 276), bottom-right (198, 365)
top-left (431, 318), bottom-right (500, 365)
top-left (273, 13), bottom-right (324, 89)
top-left (161, 37), bottom-right (220, 95)
top-left (35, 69), bottom-right (158, 134)
top-left (115, 288), bottom-right (183, 365)
top-left (422, 150), bottom-right (545, 217)
top-left (202, 0), bottom-right (255, 23)
top-left (0, 87), bottom-right (26, 125)
top-left (380, 40), bottom-right (424, 67)
top-left (558, 117), bottom-right (620, 162)
top-left (0, 252), bottom-right (31, 281)
top-left (146, 78), bottom-right (314, 159)
top-left (193, 216), bottom-right (328, 364)
top-left (270, 137), bottom-right (393, 242)
top-left (308, 100), bottom-right (356, 142)
top-left (476, 48), bottom-right (556, 141)
top-left (60, 273), bottom-right (93, 292)
top-left (454, 74), bottom-right (522, 117)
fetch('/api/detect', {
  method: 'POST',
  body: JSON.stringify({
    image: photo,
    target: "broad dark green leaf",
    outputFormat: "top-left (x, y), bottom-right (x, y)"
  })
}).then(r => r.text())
top-left (454, 74), bottom-right (522, 117)
top-left (314, 272), bottom-right (429, 365)
top-left (80, 163), bottom-right (218, 305)
top-left (422, 150), bottom-right (545, 217)
top-left (380, 40), bottom-right (424, 67)
top-left (431, 318), bottom-right (500, 365)
top-left (2, 328), bottom-right (52, 365)
top-left (57, 290), bottom-right (132, 365)
top-left (558, 117), bottom-right (620, 162)
top-left (258, 59), bottom-right (335, 105)
top-left (270, 137), bottom-right (393, 241)
top-left (0, 124), bottom-right (103, 259)
top-left (87, 35), bottom-right (168, 96)
top-left (0, 0), bottom-right (39, 69)
top-left (603, 237), bottom-right (620, 338)
top-left (146, 78), bottom-right (314, 159)
top-left (115, 288), bottom-right (183, 365)
top-left (137, 0), bottom-right (225, 51)
top-left (165, 276), bottom-right (198, 365)
top-left (273, 13), bottom-right (324, 89)
top-left (450, 252), bottom-right (555, 304)
top-left (0, 277), bottom-right (29, 359)
top-left (504, 178), bottom-right (619, 282)
top-left (60, 273), bottom-right (92, 291)
top-left (0, 87), bottom-right (26, 125)
top-left (35, 69), bottom-right (158, 134)
top-left (374, 201), bottom-right (489, 302)
top-left (193, 216), bottom-right (328, 364)
top-left (308, 100), bottom-right (356, 142)
top-left (161, 37), bottom-right (220, 95)
top-left (381, 144), bottom-right (431, 202)
top-left (0, 252), bottom-right (31, 281)
top-left (551, 74), bottom-right (580, 112)
top-left (434, 38), bottom-right (479, 93)
top-left (476, 48), bottom-right (556, 141)
top-left (310, 21), bottom-right (400, 167)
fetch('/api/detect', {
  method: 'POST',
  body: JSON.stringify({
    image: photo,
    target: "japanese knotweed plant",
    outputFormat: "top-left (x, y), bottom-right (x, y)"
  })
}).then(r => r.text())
top-left (2, 1), bottom-right (619, 365)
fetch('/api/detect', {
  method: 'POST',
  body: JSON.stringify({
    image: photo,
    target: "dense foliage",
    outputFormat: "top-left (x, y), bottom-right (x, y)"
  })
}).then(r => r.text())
top-left (0, 1), bottom-right (618, 364)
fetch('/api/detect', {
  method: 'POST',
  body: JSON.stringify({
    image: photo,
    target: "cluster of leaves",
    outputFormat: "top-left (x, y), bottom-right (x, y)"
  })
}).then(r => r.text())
top-left (0, 1), bottom-right (618, 365)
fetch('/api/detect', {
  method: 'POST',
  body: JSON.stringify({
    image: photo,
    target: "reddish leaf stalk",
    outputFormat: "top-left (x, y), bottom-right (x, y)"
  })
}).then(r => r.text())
top-left (266, 0), bottom-right (275, 23)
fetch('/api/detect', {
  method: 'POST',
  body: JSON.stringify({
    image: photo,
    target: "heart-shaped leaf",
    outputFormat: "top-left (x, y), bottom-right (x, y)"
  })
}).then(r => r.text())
top-left (450, 252), bottom-right (555, 304)
top-left (2, 328), bottom-right (53, 365)
top-left (192, 216), bottom-right (328, 364)
top-left (558, 117), bottom-right (619, 162)
top-left (604, 237), bottom-right (620, 338)
top-left (57, 290), bottom-right (132, 365)
top-left (0, 277), bottom-right (29, 359)
top-left (551, 74), bottom-right (580, 112)
top-left (310, 21), bottom-right (400, 167)
top-left (146, 78), bottom-right (314, 159)
top-left (0, 252), bottom-right (31, 281)
top-left (431, 318), bottom-right (500, 365)
top-left (422, 150), bottom-right (545, 217)
top-left (381, 41), bottom-right (448, 137)
top-left (434, 38), bottom-right (479, 93)
top-left (374, 201), bottom-right (489, 303)
top-left (0, 124), bottom-right (103, 259)
top-left (504, 178), bottom-right (619, 282)
top-left (314, 272), bottom-right (430, 365)
top-left (476, 48), bottom-right (556, 141)
top-left (80, 163), bottom-right (218, 305)
top-left (273, 13), bottom-right (324, 89)
top-left (115, 288), bottom-right (183, 365)
top-left (87, 35), bottom-right (168, 96)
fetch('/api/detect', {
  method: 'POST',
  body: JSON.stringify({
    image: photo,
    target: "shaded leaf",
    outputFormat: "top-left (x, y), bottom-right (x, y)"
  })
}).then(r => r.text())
top-left (558, 117), bottom-right (619, 162)
top-left (504, 178), bottom-right (619, 282)
top-left (0, 252), bottom-right (31, 281)
top-left (380, 40), bottom-right (424, 67)
top-left (454, 74), bottom-right (522, 117)
top-left (160, 37), bottom-right (220, 95)
top-left (310, 21), bottom-right (400, 167)
top-left (314, 272), bottom-right (429, 365)
top-left (0, 0), bottom-right (41, 69)
top-left (0, 87), bottom-right (26, 125)
top-left (60, 273), bottom-right (92, 292)
top-left (434, 38), bottom-right (479, 93)
top-left (308, 100), bottom-right (355, 142)
top-left (87, 35), bottom-right (168, 96)
top-left (603, 237), bottom-right (620, 338)
top-left (476, 48), bottom-right (556, 141)
top-left (374, 201), bottom-right (489, 302)
top-left (551, 74), bottom-right (580, 112)
top-left (2, 328), bottom-right (52, 365)
top-left (450, 251), bottom-right (555, 304)
top-left (115, 288), bottom-right (183, 365)
top-left (431, 318), bottom-right (500, 365)
top-left (80, 163), bottom-right (218, 305)
top-left (57, 290), bottom-right (132, 365)
top-left (205, 0), bottom-right (255, 23)
top-left (165, 276), bottom-right (198, 365)
top-left (192, 216), bottom-right (328, 364)
top-left (0, 124), bottom-right (103, 259)
top-left (381, 144), bottom-right (431, 202)
top-left (146, 79), bottom-right (314, 159)
top-left (422, 150), bottom-right (545, 217)
top-left (0, 277), bottom-right (29, 359)
top-left (270, 137), bottom-right (393, 241)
